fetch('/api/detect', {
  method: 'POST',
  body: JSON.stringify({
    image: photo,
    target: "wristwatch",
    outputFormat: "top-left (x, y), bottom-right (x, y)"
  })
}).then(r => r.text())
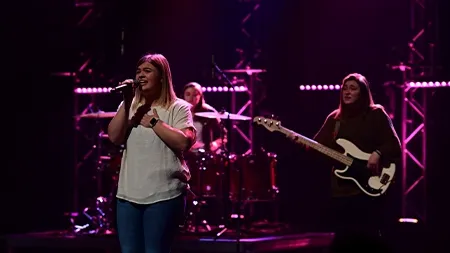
top-left (149, 117), bottom-right (159, 128)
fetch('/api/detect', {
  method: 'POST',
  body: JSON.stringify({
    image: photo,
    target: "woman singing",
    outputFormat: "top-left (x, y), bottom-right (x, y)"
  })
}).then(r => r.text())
top-left (108, 53), bottom-right (196, 253)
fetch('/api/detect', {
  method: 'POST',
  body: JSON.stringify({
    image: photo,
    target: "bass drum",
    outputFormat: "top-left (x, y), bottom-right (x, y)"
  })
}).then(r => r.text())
top-left (230, 151), bottom-right (279, 201)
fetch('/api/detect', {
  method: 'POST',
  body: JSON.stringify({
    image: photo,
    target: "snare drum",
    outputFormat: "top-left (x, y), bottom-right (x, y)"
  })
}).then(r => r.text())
top-left (230, 151), bottom-right (278, 200)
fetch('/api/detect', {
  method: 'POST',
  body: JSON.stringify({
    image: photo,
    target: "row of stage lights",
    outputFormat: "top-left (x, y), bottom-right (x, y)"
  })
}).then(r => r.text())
top-left (73, 82), bottom-right (448, 94)
top-left (299, 84), bottom-right (341, 91)
top-left (407, 81), bottom-right (448, 88)
top-left (299, 81), bottom-right (449, 91)
top-left (73, 86), bottom-right (249, 94)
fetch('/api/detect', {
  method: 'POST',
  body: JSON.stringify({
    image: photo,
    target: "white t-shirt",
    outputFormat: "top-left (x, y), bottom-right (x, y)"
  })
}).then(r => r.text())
top-left (193, 120), bottom-right (204, 143)
top-left (116, 98), bottom-right (195, 204)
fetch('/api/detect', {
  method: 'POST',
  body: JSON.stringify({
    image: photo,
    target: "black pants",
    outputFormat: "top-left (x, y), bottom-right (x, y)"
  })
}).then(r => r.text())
top-left (329, 194), bottom-right (385, 244)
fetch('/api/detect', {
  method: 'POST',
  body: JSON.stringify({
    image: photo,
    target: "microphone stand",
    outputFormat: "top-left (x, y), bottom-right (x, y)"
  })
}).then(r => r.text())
top-left (212, 62), bottom-right (242, 253)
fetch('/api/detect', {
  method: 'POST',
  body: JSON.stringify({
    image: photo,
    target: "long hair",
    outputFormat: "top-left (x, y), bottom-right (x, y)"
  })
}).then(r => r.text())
top-left (131, 53), bottom-right (177, 113)
top-left (335, 73), bottom-right (376, 119)
top-left (183, 82), bottom-right (206, 111)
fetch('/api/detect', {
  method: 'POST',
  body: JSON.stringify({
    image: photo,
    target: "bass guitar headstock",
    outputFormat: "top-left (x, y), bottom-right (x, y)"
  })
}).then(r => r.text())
top-left (253, 116), bottom-right (282, 132)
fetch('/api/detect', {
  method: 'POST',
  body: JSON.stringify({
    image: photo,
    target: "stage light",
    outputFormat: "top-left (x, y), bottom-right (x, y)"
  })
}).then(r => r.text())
top-left (398, 218), bottom-right (419, 223)
top-left (201, 86), bottom-right (248, 92)
top-left (298, 82), bottom-right (449, 91)
top-left (408, 81), bottom-right (449, 88)
top-left (299, 84), bottom-right (341, 91)
top-left (74, 87), bottom-right (112, 94)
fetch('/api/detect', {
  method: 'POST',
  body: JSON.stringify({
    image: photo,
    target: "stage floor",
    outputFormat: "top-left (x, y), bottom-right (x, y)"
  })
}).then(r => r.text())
top-left (2, 230), bottom-right (334, 253)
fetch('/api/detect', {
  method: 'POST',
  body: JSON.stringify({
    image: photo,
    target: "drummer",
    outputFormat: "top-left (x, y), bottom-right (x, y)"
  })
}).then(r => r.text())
top-left (183, 82), bottom-right (227, 152)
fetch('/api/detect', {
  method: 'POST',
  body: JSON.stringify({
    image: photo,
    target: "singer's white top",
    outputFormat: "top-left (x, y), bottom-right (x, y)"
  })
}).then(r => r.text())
top-left (116, 98), bottom-right (195, 204)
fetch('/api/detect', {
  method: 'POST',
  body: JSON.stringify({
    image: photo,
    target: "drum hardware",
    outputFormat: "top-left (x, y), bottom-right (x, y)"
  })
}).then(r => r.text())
top-left (66, 196), bottom-right (115, 235)
top-left (75, 111), bottom-right (117, 119)
top-left (195, 111), bottom-right (251, 121)
top-left (191, 107), bottom-right (282, 237)
top-left (70, 105), bottom-right (119, 236)
top-left (211, 62), bottom-right (249, 251)
top-left (222, 68), bottom-right (267, 75)
top-left (183, 149), bottom-right (220, 233)
top-left (184, 197), bottom-right (217, 234)
top-left (69, 152), bottom-right (118, 235)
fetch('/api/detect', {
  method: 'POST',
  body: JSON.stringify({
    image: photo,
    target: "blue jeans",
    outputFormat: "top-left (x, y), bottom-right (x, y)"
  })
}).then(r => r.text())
top-left (116, 195), bottom-right (185, 253)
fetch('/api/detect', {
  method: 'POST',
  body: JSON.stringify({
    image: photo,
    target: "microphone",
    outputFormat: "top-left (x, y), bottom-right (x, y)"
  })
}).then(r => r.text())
top-left (110, 80), bottom-right (139, 93)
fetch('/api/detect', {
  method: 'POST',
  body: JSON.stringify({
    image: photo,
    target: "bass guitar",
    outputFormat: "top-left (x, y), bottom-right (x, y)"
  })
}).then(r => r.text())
top-left (253, 116), bottom-right (395, 197)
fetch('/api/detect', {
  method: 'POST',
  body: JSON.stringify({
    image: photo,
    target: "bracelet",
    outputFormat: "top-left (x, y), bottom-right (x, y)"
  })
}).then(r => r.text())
top-left (375, 150), bottom-right (382, 156)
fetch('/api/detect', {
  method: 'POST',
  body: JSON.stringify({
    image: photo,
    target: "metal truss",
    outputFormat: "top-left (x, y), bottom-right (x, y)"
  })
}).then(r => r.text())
top-left (400, 0), bottom-right (438, 223)
top-left (229, 0), bottom-right (265, 155)
top-left (401, 82), bottom-right (427, 222)
top-left (70, 0), bottom-right (99, 212)
top-left (51, 1), bottom-right (95, 79)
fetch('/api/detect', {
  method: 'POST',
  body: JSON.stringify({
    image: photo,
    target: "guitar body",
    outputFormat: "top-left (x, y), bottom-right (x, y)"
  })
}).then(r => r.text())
top-left (334, 139), bottom-right (395, 197)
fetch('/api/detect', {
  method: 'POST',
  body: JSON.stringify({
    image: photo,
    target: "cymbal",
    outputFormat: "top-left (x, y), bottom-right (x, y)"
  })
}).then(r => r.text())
top-left (77, 112), bottom-right (116, 119)
top-left (223, 69), bottom-right (266, 74)
top-left (195, 111), bottom-right (251, 121)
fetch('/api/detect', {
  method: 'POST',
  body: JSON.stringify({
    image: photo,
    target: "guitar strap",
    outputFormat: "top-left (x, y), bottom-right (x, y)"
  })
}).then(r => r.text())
top-left (333, 120), bottom-right (340, 140)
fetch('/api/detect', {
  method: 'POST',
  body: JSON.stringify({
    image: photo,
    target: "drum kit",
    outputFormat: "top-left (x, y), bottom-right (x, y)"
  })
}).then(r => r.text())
top-left (182, 111), bottom-right (280, 236)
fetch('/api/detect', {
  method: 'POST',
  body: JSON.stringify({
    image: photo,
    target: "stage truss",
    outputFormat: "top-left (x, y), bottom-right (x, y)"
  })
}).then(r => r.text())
top-left (227, 0), bottom-right (265, 155)
top-left (53, 0), bottom-right (105, 212)
top-left (399, 0), bottom-right (441, 223)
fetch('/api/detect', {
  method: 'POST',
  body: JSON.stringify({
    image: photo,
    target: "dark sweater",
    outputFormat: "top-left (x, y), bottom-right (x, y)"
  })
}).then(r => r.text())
top-left (313, 106), bottom-right (401, 197)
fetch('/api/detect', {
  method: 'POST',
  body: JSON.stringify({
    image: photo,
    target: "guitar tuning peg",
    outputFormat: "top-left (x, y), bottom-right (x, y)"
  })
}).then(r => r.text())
top-left (262, 113), bottom-right (278, 120)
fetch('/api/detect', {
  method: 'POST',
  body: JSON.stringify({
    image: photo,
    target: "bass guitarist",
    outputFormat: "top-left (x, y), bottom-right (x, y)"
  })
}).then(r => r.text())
top-left (290, 73), bottom-right (401, 245)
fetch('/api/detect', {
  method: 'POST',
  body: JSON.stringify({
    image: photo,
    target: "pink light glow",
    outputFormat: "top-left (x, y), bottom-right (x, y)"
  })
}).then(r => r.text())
top-left (74, 87), bottom-right (112, 94)
top-left (299, 84), bottom-right (340, 91)
top-left (201, 86), bottom-right (247, 92)
top-left (408, 81), bottom-right (449, 88)
top-left (398, 218), bottom-right (419, 223)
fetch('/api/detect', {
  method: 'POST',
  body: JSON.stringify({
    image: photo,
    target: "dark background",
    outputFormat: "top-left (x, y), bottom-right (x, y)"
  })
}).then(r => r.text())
top-left (4, 0), bottom-right (450, 246)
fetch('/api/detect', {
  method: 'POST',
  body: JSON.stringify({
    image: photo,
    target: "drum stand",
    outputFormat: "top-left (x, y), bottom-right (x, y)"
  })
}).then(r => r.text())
top-left (68, 104), bottom-right (116, 236)
top-left (212, 62), bottom-right (245, 253)
top-left (184, 151), bottom-right (215, 234)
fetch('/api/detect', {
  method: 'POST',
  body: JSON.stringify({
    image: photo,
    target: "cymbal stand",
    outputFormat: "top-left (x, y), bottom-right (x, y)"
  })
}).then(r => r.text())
top-left (212, 61), bottom-right (244, 253)
top-left (74, 97), bottom-right (101, 211)
top-left (70, 101), bottom-right (115, 235)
